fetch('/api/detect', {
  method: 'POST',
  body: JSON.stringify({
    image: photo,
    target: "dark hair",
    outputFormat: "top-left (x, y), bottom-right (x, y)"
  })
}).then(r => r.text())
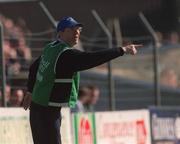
top-left (87, 85), bottom-right (99, 90)
top-left (78, 86), bottom-right (90, 99)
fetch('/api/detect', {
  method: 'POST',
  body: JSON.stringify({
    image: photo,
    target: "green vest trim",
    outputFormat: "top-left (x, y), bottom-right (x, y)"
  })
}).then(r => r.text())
top-left (54, 79), bottom-right (73, 83)
top-left (48, 102), bottom-right (69, 107)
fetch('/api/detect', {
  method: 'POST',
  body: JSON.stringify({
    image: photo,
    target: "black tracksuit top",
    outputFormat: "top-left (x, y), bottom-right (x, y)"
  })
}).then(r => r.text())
top-left (27, 46), bottom-right (124, 103)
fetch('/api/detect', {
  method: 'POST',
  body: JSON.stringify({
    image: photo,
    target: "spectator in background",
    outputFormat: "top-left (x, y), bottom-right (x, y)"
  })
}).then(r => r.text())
top-left (169, 31), bottom-right (179, 45)
top-left (0, 90), bottom-right (2, 106)
top-left (4, 39), bottom-right (17, 61)
top-left (164, 31), bottom-right (180, 46)
top-left (85, 85), bottom-right (100, 112)
top-left (9, 89), bottom-right (24, 107)
top-left (3, 39), bottom-right (21, 76)
top-left (18, 37), bottom-right (32, 63)
top-left (160, 68), bottom-right (178, 88)
top-left (7, 60), bottom-right (21, 76)
top-left (155, 31), bottom-right (164, 48)
top-left (71, 86), bottom-right (91, 113)
top-left (3, 17), bottom-right (14, 36)
top-left (0, 14), bottom-right (6, 23)
top-left (0, 86), bottom-right (24, 107)
top-left (0, 85), bottom-right (11, 107)
top-left (5, 84), bottom-right (12, 106)
top-left (16, 17), bottom-right (32, 36)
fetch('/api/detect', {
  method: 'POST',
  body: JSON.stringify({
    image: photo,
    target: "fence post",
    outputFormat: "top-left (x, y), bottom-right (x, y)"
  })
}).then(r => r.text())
top-left (92, 10), bottom-right (115, 110)
top-left (139, 12), bottom-right (161, 106)
top-left (0, 22), bottom-right (7, 107)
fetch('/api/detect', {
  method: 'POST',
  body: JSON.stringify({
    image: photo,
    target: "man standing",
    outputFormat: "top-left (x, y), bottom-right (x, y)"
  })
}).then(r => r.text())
top-left (71, 86), bottom-right (91, 113)
top-left (85, 85), bottom-right (100, 112)
top-left (22, 16), bottom-right (141, 144)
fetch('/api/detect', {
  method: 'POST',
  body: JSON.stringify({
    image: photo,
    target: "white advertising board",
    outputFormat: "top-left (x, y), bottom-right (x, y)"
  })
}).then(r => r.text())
top-left (0, 108), bottom-right (33, 144)
top-left (0, 108), bottom-right (73, 144)
top-left (60, 107), bottom-right (73, 144)
top-left (95, 109), bottom-right (151, 144)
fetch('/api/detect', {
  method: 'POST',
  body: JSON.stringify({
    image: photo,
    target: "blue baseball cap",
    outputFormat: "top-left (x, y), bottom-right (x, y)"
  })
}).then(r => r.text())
top-left (56, 17), bottom-right (83, 32)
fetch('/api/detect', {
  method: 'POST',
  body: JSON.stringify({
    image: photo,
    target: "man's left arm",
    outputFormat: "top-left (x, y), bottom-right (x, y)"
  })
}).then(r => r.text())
top-left (22, 57), bottom-right (40, 110)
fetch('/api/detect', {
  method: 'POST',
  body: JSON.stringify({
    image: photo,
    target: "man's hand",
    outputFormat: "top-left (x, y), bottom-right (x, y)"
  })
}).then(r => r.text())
top-left (122, 44), bottom-right (143, 55)
top-left (22, 92), bottom-right (32, 110)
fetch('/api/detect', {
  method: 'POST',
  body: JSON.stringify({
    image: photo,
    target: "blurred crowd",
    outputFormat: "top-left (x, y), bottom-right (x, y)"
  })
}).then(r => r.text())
top-left (0, 14), bottom-right (32, 75)
top-left (0, 14), bottom-right (32, 107)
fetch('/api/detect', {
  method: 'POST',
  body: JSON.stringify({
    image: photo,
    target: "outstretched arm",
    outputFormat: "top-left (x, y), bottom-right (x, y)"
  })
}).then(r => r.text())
top-left (56, 44), bottom-right (141, 72)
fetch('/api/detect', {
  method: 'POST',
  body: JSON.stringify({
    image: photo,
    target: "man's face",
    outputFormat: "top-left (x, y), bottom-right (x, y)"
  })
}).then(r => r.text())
top-left (61, 26), bottom-right (82, 47)
top-left (89, 89), bottom-right (100, 105)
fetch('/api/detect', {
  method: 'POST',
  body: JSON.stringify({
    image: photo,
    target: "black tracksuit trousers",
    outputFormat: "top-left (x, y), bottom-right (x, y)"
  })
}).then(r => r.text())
top-left (30, 102), bottom-right (61, 144)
